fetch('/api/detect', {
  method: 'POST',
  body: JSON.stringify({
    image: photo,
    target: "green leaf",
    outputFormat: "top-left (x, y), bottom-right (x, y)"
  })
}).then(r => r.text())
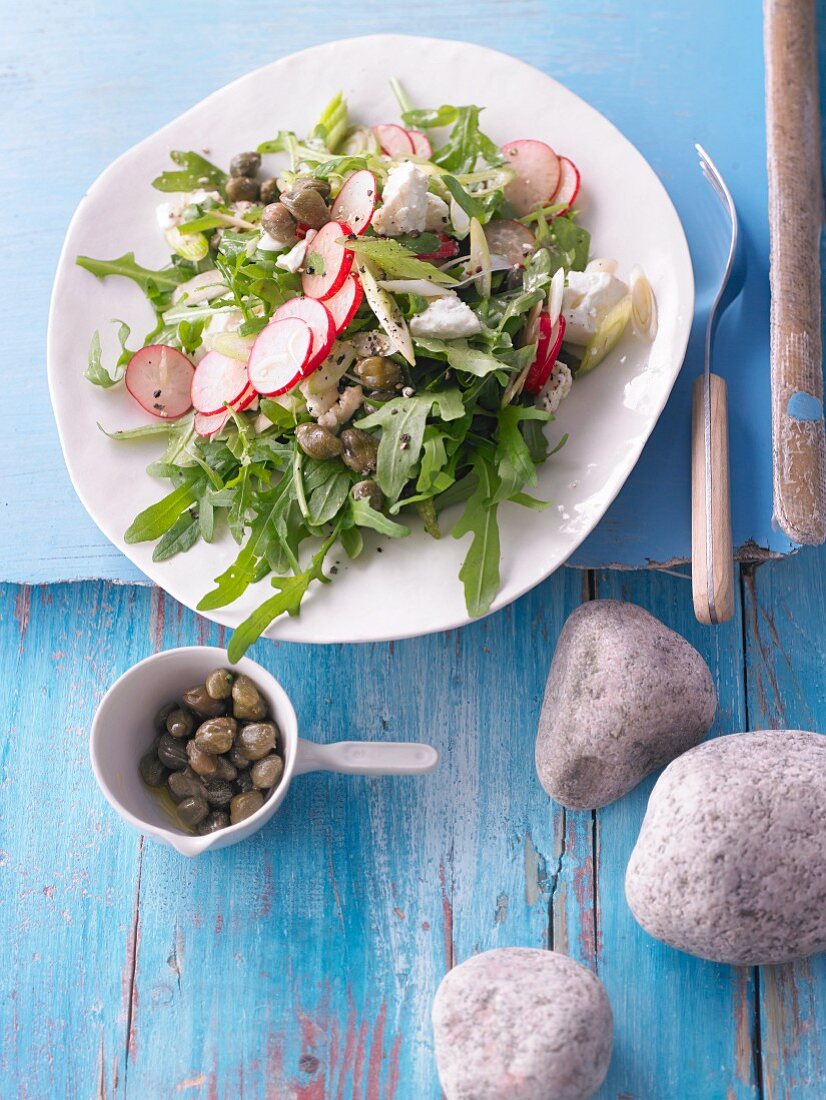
top-left (358, 390), bottom-right (465, 501)
top-left (392, 233), bottom-right (441, 256)
top-left (441, 174), bottom-right (486, 221)
top-left (306, 462), bottom-right (351, 526)
top-left (177, 317), bottom-right (204, 355)
top-left (546, 216), bottom-right (591, 273)
top-left (339, 524), bottom-right (364, 559)
top-left (349, 499), bottom-right (411, 537)
top-left (98, 420), bottom-right (175, 441)
top-left (259, 398), bottom-right (300, 429)
top-left (84, 322), bottom-right (134, 388)
top-left (313, 91), bottom-right (349, 152)
top-left (77, 252), bottom-right (192, 303)
top-left (151, 150), bottom-right (227, 194)
top-left (451, 454), bottom-right (501, 618)
top-left (152, 510), bottom-right (200, 561)
top-left (429, 105), bottom-right (502, 174)
top-left (509, 491), bottom-right (551, 511)
top-left (124, 480), bottom-right (201, 543)
top-left (492, 404), bottom-right (550, 503)
top-left (347, 238), bottom-right (457, 284)
top-left (412, 337), bottom-right (505, 378)
top-left (305, 251), bottom-right (326, 277)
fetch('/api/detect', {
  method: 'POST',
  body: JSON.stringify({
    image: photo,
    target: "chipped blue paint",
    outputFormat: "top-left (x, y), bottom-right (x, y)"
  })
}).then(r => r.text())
top-left (787, 392), bottom-right (823, 422)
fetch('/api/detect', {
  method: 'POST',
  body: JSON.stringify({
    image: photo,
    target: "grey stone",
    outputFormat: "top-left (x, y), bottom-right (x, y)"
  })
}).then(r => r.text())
top-left (535, 600), bottom-right (716, 810)
top-left (626, 730), bottom-right (826, 965)
top-left (432, 947), bottom-right (612, 1100)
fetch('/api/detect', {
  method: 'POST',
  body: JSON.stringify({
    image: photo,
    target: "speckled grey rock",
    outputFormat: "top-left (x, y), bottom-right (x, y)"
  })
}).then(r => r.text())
top-left (535, 600), bottom-right (716, 810)
top-left (626, 730), bottom-right (826, 965)
top-left (432, 948), bottom-right (612, 1100)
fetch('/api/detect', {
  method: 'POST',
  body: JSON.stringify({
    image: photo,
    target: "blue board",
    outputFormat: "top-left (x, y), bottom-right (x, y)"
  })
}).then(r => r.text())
top-left (0, 0), bottom-right (794, 585)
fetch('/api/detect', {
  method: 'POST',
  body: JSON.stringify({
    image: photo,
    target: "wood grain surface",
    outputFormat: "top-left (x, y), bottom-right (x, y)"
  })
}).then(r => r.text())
top-left (3, 555), bottom-right (826, 1098)
top-left (692, 373), bottom-right (735, 623)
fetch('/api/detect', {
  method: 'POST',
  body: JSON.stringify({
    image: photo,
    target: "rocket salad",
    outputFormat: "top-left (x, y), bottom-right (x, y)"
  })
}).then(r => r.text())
top-left (77, 85), bottom-right (657, 658)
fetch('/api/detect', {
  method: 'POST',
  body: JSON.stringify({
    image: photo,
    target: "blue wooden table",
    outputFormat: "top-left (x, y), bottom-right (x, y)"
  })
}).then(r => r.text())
top-left (2, 1), bottom-right (826, 1097)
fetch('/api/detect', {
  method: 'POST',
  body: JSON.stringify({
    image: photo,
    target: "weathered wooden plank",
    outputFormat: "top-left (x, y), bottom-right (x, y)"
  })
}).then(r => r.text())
top-left (0, 583), bottom-right (146, 1098)
top-left (592, 568), bottom-right (759, 1100)
top-left (743, 550), bottom-right (826, 1100)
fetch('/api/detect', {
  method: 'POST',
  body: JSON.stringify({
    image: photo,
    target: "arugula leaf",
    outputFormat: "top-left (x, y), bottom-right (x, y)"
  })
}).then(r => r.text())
top-left (401, 104), bottom-right (461, 130)
top-left (151, 150), bottom-right (227, 195)
top-left (85, 321), bottom-right (134, 388)
top-left (339, 525), bottom-right (364, 559)
top-left (349, 499), bottom-right (410, 537)
top-left (451, 453), bottom-right (501, 617)
top-left (358, 390), bottom-right (465, 501)
top-left (77, 252), bottom-right (193, 306)
top-left (313, 155), bottom-right (371, 179)
top-left (177, 318), bottom-right (204, 355)
top-left (492, 404), bottom-right (550, 503)
top-left (124, 477), bottom-right (203, 543)
top-left (441, 174), bottom-right (487, 221)
top-left (99, 421), bottom-right (175, 441)
top-left (227, 532), bottom-right (337, 661)
top-left (305, 251), bottom-right (326, 277)
top-left (546, 216), bottom-right (590, 273)
top-left (510, 491), bottom-right (552, 511)
top-left (305, 461), bottom-right (351, 526)
top-left (152, 510), bottom-right (200, 561)
top-left (313, 91), bottom-right (349, 152)
top-left (413, 337), bottom-right (506, 378)
top-left (346, 238), bottom-right (457, 284)
top-left (430, 106), bottom-right (502, 173)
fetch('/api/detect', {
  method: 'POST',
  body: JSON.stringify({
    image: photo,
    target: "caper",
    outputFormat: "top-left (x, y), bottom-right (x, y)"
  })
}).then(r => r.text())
top-left (226, 175), bottom-right (260, 203)
top-left (154, 701), bottom-right (177, 733)
top-left (228, 745), bottom-right (252, 771)
top-left (157, 733), bottom-right (189, 771)
top-left (229, 151), bottom-right (261, 178)
top-left (198, 811), bottom-right (230, 835)
top-left (203, 778), bottom-right (235, 809)
top-left (182, 685), bottom-right (226, 718)
top-left (295, 422), bottom-right (344, 461)
top-left (168, 769), bottom-right (207, 803)
top-left (205, 668), bottom-right (234, 700)
top-left (231, 675), bottom-right (267, 721)
top-left (230, 790), bottom-right (264, 824)
top-left (261, 202), bottom-right (297, 240)
top-left (194, 716), bottom-right (237, 755)
top-left (213, 755), bottom-right (238, 781)
top-left (354, 356), bottom-right (402, 391)
top-left (165, 707), bottom-right (194, 738)
top-left (251, 754), bottom-right (284, 790)
top-left (235, 771), bottom-right (255, 793)
top-left (139, 751), bottom-right (168, 787)
top-left (363, 389), bottom-right (397, 406)
top-left (259, 178), bottom-right (280, 204)
top-left (340, 428), bottom-right (379, 475)
top-left (280, 186), bottom-right (330, 228)
top-left (291, 176), bottom-right (332, 198)
top-left (236, 721), bottom-right (278, 761)
top-left (352, 479), bottom-right (384, 510)
top-left (186, 739), bottom-right (218, 778)
top-left (178, 796), bottom-right (210, 828)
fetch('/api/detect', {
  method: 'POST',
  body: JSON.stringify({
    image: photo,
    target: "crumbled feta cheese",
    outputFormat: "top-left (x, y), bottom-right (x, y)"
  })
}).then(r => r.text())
top-left (424, 193), bottom-right (451, 231)
top-left (409, 295), bottom-right (482, 340)
top-left (317, 386), bottom-right (364, 430)
top-left (371, 162), bottom-right (429, 236)
top-left (562, 269), bottom-right (628, 345)
top-left (258, 229), bottom-right (296, 252)
top-left (537, 361), bottom-right (573, 414)
top-left (276, 237), bottom-right (310, 273)
top-left (156, 189), bottom-right (222, 232)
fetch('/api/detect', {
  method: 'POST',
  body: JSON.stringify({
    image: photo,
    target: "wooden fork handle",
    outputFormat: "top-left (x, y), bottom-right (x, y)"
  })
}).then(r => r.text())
top-left (692, 374), bottom-right (735, 624)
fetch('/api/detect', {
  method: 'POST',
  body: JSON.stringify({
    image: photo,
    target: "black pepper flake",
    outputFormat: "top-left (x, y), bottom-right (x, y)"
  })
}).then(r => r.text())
top-left (329, 566), bottom-right (339, 575)
top-left (367, 189), bottom-right (374, 197)
top-left (153, 403), bottom-right (163, 411)
top-left (399, 432), bottom-right (411, 450)
top-left (376, 547), bottom-right (384, 553)
top-left (153, 388), bottom-right (162, 398)
top-left (391, 408), bottom-right (399, 416)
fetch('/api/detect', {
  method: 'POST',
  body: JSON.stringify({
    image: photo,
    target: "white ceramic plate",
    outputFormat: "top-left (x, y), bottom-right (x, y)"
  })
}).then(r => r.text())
top-left (48, 34), bottom-right (693, 644)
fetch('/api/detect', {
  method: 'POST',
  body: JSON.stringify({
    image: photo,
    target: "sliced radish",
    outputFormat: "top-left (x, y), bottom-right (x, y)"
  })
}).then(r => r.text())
top-left (271, 297), bottom-right (336, 373)
top-left (550, 156), bottom-right (581, 215)
top-left (125, 345), bottom-right (194, 420)
top-left (331, 170), bottom-right (377, 236)
top-left (524, 314), bottom-right (566, 394)
top-left (195, 409), bottom-right (231, 437)
top-left (407, 129), bottom-right (432, 157)
top-left (325, 273), bottom-right (364, 333)
top-left (501, 139), bottom-right (561, 217)
top-left (417, 233), bottom-right (461, 263)
top-left (483, 219), bottom-right (536, 267)
top-left (235, 382), bottom-right (257, 411)
top-left (301, 220), bottom-right (354, 301)
top-left (191, 350), bottom-right (250, 415)
top-left (247, 317), bottom-right (313, 396)
top-left (372, 124), bottom-right (414, 157)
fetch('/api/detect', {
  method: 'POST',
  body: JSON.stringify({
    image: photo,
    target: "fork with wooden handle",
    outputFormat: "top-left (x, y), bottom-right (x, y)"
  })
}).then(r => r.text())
top-left (691, 146), bottom-right (745, 625)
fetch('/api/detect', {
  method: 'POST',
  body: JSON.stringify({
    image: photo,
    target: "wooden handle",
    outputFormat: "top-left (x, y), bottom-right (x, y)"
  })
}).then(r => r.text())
top-left (692, 374), bottom-right (735, 624)
top-left (764, 0), bottom-right (826, 544)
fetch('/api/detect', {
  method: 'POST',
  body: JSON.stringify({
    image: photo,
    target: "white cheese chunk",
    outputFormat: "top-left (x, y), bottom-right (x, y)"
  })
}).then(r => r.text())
top-left (537, 361), bottom-right (573, 414)
top-left (409, 295), bottom-right (482, 340)
top-left (424, 193), bottom-right (451, 232)
top-left (562, 269), bottom-right (628, 345)
top-left (371, 162), bottom-right (429, 236)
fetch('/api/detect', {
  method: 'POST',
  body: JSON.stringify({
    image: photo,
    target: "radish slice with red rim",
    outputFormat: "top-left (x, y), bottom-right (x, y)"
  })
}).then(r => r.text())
top-left (483, 219), bottom-right (536, 268)
top-left (372, 124), bottom-right (414, 156)
top-left (195, 409), bottom-right (231, 437)
top-left (301, 220), bottom-right (354, 301)
top-left (325, 273), bottom-right (364, 333)
top-left (331, 171), bottom-right (377, 236)
top-left (524, 314), bottom-right (566, 394)
top-left (501, 139), bottom-right (561, 217)
top-left (271, 297), bottom-right (336, 373)
top-left (191, 350), bottom-right (250, 415)
top-left (407, 129), bottom-right (432, 157)
top-left (550, 156), bottom-right (581, 215)
top-left (125, 344), bottom-right (194, 420)
top-left (234, 382), bottom-right (257, 411)
top-left (247, 317), bottom-right (313, 396)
